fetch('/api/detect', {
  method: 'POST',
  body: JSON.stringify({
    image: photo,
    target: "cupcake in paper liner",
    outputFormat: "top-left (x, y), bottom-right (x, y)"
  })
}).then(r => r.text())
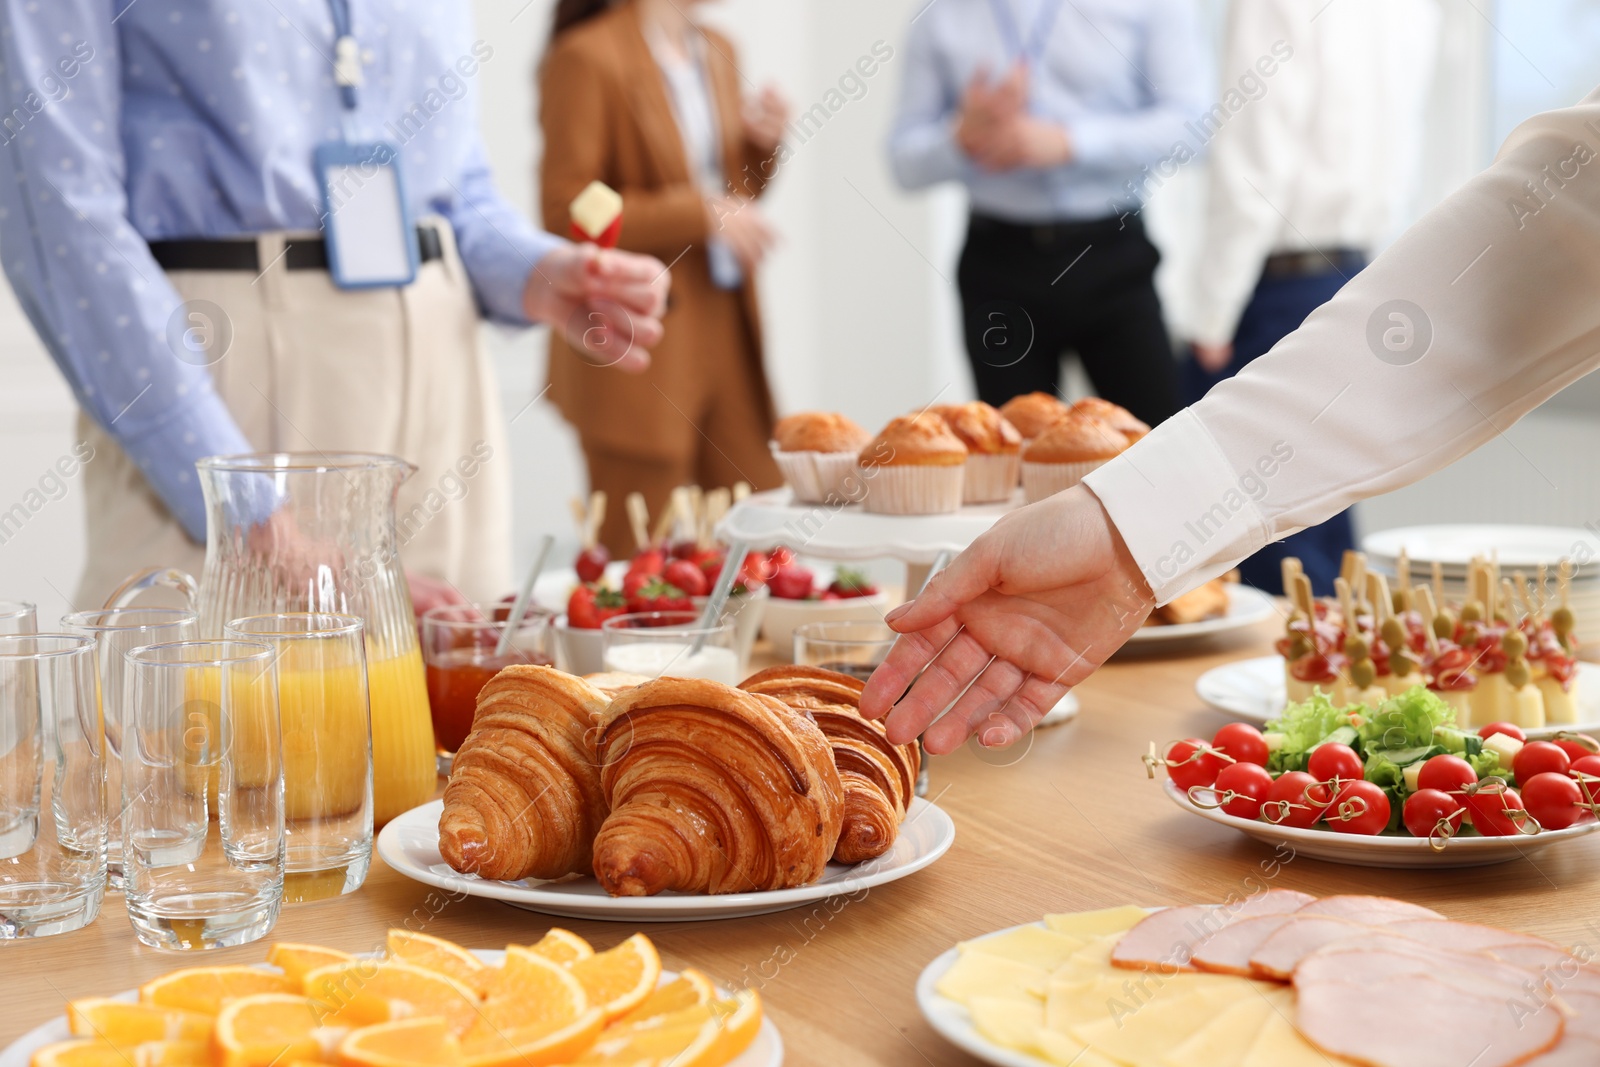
top-left (931, 401), bottom-right (1022, 504)
top-left (998, 391), bottom-right (1070, 447)
top-left (1070, 396), bottom-right (1150, 443)
top-left (1020, 410), bottom-right (1129, 503)
top-left (770, 412), bottom-right (872, 504)
top-left (857, 412), bottom-right (967, 515)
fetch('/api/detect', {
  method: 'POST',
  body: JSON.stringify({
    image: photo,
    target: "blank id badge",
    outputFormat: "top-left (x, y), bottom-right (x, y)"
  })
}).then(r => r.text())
top-left (314, 141), bottom-right (419, 289)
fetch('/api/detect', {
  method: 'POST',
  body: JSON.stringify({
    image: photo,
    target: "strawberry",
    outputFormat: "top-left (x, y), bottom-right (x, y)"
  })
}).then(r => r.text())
top-left (767, 546), bottom-right (796, 569)
top-left (622, 569), bottom-right (655, 599)
top-left (627, 547), bottom-right (666, 579)
top-left (768, 564), bottom-right (815, 601)
top-left (628, 577), bottom-right (694, 616)
top-left (827, 567), bottom-right (878, 598)
top-left (664, 558), bottom-right (710, 597)
top-left (669, 539), bottom-right (700, 560)
top-left (567, 583), bottom-right (626, 630)
top-left (575, 544), bottom-right (610, 583)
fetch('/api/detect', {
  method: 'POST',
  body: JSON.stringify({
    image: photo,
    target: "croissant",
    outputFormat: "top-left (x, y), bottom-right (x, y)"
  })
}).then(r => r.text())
top-left (592, 677), bottom-right (844, 896)
top-left (741, 665), bottom-right (920, 864)
top-left (437, 665), bottom-right (609, 881)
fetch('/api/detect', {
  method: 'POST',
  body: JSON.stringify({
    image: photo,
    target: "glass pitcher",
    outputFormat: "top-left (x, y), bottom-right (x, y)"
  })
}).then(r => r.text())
top-left (109, 453), bottom-right (435, 825)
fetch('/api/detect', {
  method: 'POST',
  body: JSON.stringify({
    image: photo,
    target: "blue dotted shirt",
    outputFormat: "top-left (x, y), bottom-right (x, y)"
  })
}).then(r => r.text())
top-left (0, 0), bottom-right (560, 541)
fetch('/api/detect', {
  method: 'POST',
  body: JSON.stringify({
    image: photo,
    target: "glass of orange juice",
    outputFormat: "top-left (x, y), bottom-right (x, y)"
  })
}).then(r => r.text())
top-left (224, 613), bottom-right (373, 902)
top-left (421, 603), bottom-right (553, 772)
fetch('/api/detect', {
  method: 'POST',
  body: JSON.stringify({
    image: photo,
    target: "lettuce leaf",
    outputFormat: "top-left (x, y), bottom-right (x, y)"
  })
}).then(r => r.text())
top-left (1356, 686), bottom-right (1455, 752)
top-left (1266, 690), bottom-right (1353, 773)
top-left (1468, 750), bottom-right (1501, 779)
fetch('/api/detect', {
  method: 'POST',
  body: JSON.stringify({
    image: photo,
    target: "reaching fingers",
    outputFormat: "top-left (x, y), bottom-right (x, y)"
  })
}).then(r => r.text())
top-left (921, 655), bottom-right (1026, 754)
top-left (877, 627), bottom-right (996, 747)
top-left (884, 538), bottom-right (999, 634)
top-left (858, 613), bottom-right (961, 724)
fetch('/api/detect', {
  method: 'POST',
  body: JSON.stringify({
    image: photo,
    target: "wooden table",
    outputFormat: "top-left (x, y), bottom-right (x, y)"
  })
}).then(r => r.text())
top-left (10, 618), bottom-right (1600, 1065)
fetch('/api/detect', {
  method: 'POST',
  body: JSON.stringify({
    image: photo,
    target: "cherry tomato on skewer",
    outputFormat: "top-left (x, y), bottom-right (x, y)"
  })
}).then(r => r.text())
top-left (1478, 722), bottom-right (1526, 743)
top-left (1417, 754), bottom-right (1478, 795)
top-left (1213, 762), bottom-right (1274, 820)
top-left (1522, 772), bottom-right (1589, 831)
top-left (1466, 786), bottom-right (1532, 837)
top-left (1325, 780), bottom-right (1391, 836)
top-left (1403, 789), bottom-right (1465, 841)
top-left (1307, 742), bottom-right (1363, 785)
top-left (1165, 738), bottom-right (1228, 792)
top-left (1513, 741), bottom-right (1570, 785)
top-left (1211, 723), bottom-right (1269, 767)
top-left (1261, 771), bottom-right (1327, 829)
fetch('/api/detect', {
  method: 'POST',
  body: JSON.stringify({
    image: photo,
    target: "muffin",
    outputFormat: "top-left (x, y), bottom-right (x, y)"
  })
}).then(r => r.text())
top-left (858, 412), bottom-right (967, 514)
top-left (771, 412), bottom-right (873, 504)
top-left (997, 392), bottom-right (1070, 443)
top-left (932, 402), bottom-right (1022, 504)
top-left (1071, 397), bottom-right (1150, 443)
top-left (1021, 411), bottom-right (1129, 502)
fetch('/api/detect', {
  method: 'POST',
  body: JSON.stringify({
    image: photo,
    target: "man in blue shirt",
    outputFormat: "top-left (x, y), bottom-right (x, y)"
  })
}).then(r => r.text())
top-left (887, 0), bottom-right (1208, 426)
top-left (0, 0), bottom-right (669, 609)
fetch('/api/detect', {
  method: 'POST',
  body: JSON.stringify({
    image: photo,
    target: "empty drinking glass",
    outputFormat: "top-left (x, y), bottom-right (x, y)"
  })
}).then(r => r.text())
top-left (0, 601), bottom-right (37, 635)
top-left (0, 633), bottom-right (106, 938)
top-left (123, 640), bottom-right (283, 949)
top-left (224, 614), bottom-right (373, 902)
top-left (61, 608), bottom-right (197, 889)
top-left (601, 612), bottom-right (738, 683)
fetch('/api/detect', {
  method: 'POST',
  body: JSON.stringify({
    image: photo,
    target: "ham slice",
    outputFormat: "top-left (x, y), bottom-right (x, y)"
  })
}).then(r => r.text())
top-left (1250, 916), bottom-right (1376, 980)
top-left (1110, 889), bottom-right (1315, 971)
top-left (1293, 894), bottom-right (1444, 924)
top-left (1524, 1038), bottom-right (1600, 1066)
top-left (1296, 962), bottom-right (1564, 1067)
top-left (1296, 940), bottom-right (1537, 1000)
top-left (1489, 944), bottom-right (1600, 998)
top-left (1190, 914), bottom-right (1295, 976)
top-left (1385, 918), bottom-right (1556, 956)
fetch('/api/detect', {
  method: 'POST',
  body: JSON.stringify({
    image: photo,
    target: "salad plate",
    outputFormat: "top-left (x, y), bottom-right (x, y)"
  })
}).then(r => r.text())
top-left (377, 796), bottom-right (955, 922)
top-left (1162, 779), bottom-right (1600, 868)
top-left (1124, 584), bottom-right (1279, 646)
top-left (0, 953), bottom-right (785, 1067)
top-left (1194, 654), bottom-right (1600, 738)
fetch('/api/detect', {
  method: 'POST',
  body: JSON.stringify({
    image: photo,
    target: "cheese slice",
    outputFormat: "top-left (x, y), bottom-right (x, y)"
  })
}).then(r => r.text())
top-left (1046, 978), bottom-right (1123, 1034)
top-left (1052, 934), bottom-right (1122, 980)
top-left (963, 927), bottom-right (1087, 971)
top-left (1034, 1028), bottom-right (1123, 1067)
top-left (1162, 989), bottom-right (1293, 1067)
top-left (969, 996), bottom-right (1045, 1050)
top-left (1072, 984), bottom-right (1265, 1065)
top-left (936, 949), bottom-right (1048, 1005)
top-left (1045, 906), bottom-right (1151, 938)
top-left (1240, 1009), bottom-right (1336, 1067)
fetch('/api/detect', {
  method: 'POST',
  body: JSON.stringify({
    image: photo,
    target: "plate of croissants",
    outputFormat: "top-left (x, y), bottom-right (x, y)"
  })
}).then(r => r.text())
top-left (376, 664), bottom-right (956, 922)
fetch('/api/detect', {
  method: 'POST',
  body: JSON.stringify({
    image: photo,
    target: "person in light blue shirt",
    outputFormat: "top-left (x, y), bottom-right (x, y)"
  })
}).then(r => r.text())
top-left (887, 0), bottom-right (1209, 427)
top-left (0, 0), bottom-right (670, 610)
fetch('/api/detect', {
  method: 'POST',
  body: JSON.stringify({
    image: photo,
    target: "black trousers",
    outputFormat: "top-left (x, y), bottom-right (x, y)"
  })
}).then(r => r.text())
top-left (958, 213), bottom-right (1180, 428)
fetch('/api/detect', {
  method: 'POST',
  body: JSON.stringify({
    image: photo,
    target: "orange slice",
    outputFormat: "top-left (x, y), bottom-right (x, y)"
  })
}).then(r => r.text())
top-left (385, 931), bottom-right (485, 991)
top-left (133, 1042), bottom-right (211, 1067)
top-left (528, 928), bottom-right (592, 966)
top-left (214, 994), bottom-right (326, 1067)
top-left (596, 991), bottom-right (761, 1067)
top-left (338, 1017), bottom-right (460, 1067)
top-left (457, 1010), bottom-right (603, 1067)
top-left (267, 943), bottom-right (356, 985)
top-left (571, 1016), bottom-right (717, 1066)
top-left (302, 960), bottom-right (479, 1031)
top-left (707, 991), bottom-right (762, 1066)
top-left (66, 998), bottom-right (212, 1048)
top-left (140, 967), bottom-right (297, 1015)
top-left (30, 1041), bottom-right (127, 1067)
top-left (567, 935), bottom-right (661, 1022)
top-left (465, 948), bottom-right (588, 1038)
top-left (613, 970), bottom-right (714, 1027)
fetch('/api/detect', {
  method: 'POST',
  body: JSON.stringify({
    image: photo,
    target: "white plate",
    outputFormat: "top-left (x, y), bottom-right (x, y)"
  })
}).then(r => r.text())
top-left (377, 797), bottom-right (955, 922)
top-left (1193, 655), bottom-right (1600, 738)
top-left (1362, 524), bottom-right (1600, 573)
top-left (0, 952), bottom-right (783, 1067)
top-left (916, 921), bottom-right (1078, 1067)
top-left (717, 488), bottom-right (1020, 564)
top-left (1162, 780), bottom-right (1600, 869)
top-left (1125, 584), bottom-right (1279, 645)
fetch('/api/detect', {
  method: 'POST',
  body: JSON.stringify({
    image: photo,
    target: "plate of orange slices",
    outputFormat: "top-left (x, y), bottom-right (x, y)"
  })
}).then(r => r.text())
top-left (0, 929), bottom-right (781, 1067)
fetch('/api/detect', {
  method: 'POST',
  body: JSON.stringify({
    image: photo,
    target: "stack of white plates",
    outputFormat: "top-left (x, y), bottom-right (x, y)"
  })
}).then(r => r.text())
top-left (1361, 524), bottom-right (1600, 640)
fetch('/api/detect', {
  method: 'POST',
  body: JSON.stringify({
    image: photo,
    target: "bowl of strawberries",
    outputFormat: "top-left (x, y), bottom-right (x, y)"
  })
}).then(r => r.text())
top-left (557, 540), bottom-right (773, 675)
top-left (759, 554), bottom-right (891, 663)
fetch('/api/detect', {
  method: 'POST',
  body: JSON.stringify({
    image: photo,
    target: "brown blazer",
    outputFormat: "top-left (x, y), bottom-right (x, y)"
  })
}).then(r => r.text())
top-left (539, 3), bottom-right (778, 461)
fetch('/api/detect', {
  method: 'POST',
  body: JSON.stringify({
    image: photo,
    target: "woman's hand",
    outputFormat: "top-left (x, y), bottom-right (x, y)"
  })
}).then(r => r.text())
top-left (743, 84), bottom-right (792, 154)
top-left (407, 571), bottom-right (468, 618)
top-left (523, 244), bottom-right (671, 374)
top-left (706, 196), bottom-right (778, 270)
top-left (859, 486), bottom-right (1154, 754)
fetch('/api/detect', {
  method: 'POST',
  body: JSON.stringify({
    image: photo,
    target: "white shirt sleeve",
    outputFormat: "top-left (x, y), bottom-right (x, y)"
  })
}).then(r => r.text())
top-left (1086, 87), bottom-right (1600, 603)
top-left (1189, 0), bottom-right (1316, 347)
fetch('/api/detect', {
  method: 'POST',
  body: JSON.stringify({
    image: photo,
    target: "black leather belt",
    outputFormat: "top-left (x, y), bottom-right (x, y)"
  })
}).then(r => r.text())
top-left (1262, 248), bottom-right (1365, 279)
top-left (149, 225), bottom-right (444, 273)
top-left (967, 211), bottom-right (1142, 247)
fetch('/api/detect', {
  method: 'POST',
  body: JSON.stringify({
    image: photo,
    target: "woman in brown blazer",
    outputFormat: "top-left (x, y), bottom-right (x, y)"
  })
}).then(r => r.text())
top-left (540, 0), bottom-right (788, 553)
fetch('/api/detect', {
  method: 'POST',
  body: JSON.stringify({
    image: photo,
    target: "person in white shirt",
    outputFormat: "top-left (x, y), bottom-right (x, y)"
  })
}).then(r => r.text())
top-left (1182, 0), bottom-right (1440, 595)
top-left (858, 84), bottom-right (1600, 755)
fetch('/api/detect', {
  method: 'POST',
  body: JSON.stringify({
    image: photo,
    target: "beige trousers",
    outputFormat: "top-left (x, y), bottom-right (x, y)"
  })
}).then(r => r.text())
top-left (75, 218), bottom-right (513, 609)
